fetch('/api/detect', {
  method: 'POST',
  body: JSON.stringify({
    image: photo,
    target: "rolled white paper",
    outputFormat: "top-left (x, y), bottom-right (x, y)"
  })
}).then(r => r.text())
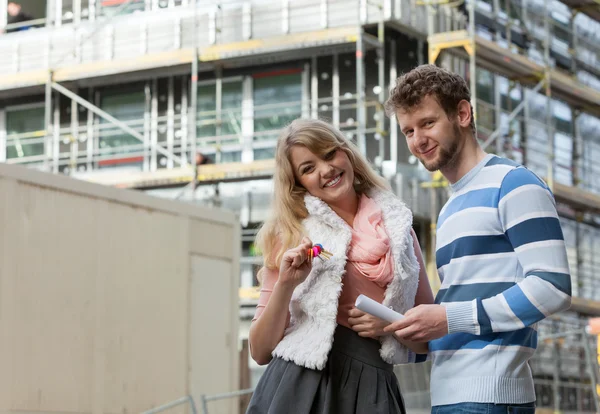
top-left (355, 294), bottom-right (405, 322)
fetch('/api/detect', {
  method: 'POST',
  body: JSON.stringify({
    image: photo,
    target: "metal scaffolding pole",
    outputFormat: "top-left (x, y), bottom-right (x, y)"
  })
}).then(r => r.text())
top-left (311, 56), bottom-right (319, 119)
top-left (552, 320), bottom-right (561, 412)
top-left (468, 0), bottom-right (476, 119)
top-left (572, 109), bottom-right (582, 187)
top-left (150, 79), bottom-right (158, 171)
top-left (70, 90), bottom-right (79, 174)
top-left (44, 72), bottom-right (53, 172)
top-left (494, 73), bottom-right (502, 155)
top-left (332, 53), bottom-right (340, 128)
top-left (52, 92), bottom-right (60, 173)
top-left (543, 0), bottom-right (554, 191)
top-left (143, 82), bottom-right (151, 172)
top-left (389, 39), bottom-right (398, 166)
top-left (190, 0), bottom-right (199, 193)
top-left (167, 77), bottom-right (175, 169)
top-left (377, 6), bottom-right (385, 166)
top-left (215, 66), bottom-right (223, 164)
top-left (522, 85), bottom-right (530, 166)
top-left (574, 212), bottom-right (582, 299)
top-left (356, 26), bottom-right (367, 155)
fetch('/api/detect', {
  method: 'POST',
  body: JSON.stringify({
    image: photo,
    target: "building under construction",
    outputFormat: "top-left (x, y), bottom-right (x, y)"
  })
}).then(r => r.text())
top-left (1, 0), bottom-right (599, 411)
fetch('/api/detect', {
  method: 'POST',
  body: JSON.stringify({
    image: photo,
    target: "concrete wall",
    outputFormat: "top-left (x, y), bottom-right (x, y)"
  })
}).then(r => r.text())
top-left (0, 163), bottom-right (240, 414)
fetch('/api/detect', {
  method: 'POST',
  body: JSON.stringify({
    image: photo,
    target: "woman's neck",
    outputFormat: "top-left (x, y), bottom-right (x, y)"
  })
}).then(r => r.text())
top-left (329, 192), bottom-right (360, 227)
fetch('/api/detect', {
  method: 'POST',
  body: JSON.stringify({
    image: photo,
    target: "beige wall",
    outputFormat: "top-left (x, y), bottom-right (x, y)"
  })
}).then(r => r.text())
top-left (0, 164), bottom-right (239, 414)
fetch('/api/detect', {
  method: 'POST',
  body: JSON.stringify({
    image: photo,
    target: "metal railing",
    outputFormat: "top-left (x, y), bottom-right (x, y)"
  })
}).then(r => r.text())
top-left (141, 395), bottom-right (198, 414)
top-left (141, 389), bottom-right (255, 414)
top-left (199, 388), bottom-right (254, 414)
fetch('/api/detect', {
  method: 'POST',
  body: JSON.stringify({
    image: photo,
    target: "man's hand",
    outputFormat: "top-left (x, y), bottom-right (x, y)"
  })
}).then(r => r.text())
top-left (348, 307), bottom-right (390, 339)
top-left (383, 304), bottom-right (448, 342)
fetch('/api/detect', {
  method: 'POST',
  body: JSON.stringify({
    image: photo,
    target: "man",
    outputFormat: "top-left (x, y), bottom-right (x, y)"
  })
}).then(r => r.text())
top-left (7, 2), bottom-right (33, 26)
top-left (383, 64), bottom-right (571, 413)
top-left (195, 151), bottom-right (212, 166)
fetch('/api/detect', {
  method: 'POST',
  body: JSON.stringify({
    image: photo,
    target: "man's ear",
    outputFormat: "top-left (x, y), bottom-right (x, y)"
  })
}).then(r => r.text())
top-left (456, 100), bottom-right (472, 129)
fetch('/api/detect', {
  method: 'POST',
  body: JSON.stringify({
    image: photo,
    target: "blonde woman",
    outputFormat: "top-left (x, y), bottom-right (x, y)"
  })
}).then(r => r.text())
top-left (247, 119), bottom-right (433, 414)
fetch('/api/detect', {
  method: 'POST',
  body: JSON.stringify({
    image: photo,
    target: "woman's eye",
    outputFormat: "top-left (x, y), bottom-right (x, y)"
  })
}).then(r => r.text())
top-left (324, 150), bottom-right (336, 160)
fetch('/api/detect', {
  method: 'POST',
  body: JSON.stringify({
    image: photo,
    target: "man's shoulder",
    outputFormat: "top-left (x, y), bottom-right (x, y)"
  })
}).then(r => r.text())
top-left (484, 155), bottom-right (521, 169)
top-left (480, 156), bottom-right (521, 183)
top-left (478, 156), bottom-right (549, 192)
top-left (454, 155), bottom-right (520, 193)
top-left (498, 165), bottom-right (550, 201)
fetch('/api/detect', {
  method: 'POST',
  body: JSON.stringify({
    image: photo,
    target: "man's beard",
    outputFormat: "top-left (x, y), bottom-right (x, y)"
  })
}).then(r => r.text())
top-left (420, 123), bottom-right (461, 172)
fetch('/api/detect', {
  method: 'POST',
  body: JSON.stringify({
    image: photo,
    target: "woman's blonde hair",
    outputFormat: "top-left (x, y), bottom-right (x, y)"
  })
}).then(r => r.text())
top-left (255, 119), bottom-right (389, 276)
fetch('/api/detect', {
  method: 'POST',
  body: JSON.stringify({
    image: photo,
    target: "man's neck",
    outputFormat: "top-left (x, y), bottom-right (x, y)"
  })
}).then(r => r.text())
top-left (441, 136), bottom-right (487, 184)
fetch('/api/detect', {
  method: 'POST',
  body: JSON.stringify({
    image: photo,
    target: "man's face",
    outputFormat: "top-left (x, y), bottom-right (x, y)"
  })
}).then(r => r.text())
top-left (7, 3), bottom-right (20, 16)
top-left (396, 95), bottom-right (462, 172)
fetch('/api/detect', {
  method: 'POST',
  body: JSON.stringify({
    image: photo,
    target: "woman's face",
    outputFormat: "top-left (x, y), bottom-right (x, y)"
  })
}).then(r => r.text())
top-left (289, 145), bottom-right (356, 207)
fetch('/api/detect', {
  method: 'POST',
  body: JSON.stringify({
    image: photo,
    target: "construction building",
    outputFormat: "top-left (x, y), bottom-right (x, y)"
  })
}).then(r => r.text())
top-left (0, 0), bottom-right (599, 411)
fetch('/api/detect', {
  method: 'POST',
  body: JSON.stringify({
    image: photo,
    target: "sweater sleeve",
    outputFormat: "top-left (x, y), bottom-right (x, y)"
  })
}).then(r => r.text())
top-left (252, 266), bottom-right (291, 328)
top-left (446, 167), bottom-right (572, 335)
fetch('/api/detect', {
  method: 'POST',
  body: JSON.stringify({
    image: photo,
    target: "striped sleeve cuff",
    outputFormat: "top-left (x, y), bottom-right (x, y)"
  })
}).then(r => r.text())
top-left (445, 300), bottom-right (479, 335)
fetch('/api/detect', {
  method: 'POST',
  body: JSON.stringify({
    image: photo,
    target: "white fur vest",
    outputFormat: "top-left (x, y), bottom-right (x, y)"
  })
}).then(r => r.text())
top-left (271, 188), bottom-right (421, 370)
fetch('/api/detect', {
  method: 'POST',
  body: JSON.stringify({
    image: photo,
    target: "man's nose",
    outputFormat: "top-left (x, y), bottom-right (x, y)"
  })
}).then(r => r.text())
top-left (413, 129), bottom-right (427, 148)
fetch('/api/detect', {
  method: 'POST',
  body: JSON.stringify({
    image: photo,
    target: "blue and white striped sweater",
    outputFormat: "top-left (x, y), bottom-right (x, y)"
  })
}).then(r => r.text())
top-left (430, 154), bottom-right (572, 406)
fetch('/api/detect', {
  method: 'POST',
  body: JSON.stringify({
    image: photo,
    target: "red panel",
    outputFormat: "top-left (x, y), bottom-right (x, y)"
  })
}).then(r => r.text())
top-left (98, 156), bottom-right (144, 166)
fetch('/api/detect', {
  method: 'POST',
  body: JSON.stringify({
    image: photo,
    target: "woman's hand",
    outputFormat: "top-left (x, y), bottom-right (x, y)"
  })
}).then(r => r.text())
top-left (347, 307), bottom-right (390, 339)
top-left (278, 237), bottom-right (314, 288)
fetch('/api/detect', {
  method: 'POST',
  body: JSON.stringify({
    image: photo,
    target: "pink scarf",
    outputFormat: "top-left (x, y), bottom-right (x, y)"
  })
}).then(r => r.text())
top-left (347, 194), bottom-right (394, 288)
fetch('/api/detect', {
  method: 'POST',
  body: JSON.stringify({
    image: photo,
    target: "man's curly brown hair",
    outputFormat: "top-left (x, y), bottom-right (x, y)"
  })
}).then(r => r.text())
top-left (385, 64), bottom-right (476, 134)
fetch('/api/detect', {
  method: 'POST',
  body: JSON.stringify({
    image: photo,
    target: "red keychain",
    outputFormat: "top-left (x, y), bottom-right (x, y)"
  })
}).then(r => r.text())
top-left (308, 243), bottom-right (332, 261)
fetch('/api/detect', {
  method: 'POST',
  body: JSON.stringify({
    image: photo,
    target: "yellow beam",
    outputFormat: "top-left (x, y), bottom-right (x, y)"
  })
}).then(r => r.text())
top-left (420, 181), bottom-right (448, 188)
top-left (0, 49), bottom-right (195, 91)
top-left (571, 297), bottom-right (600, 316)
top-left (553, 182), bottom-right (600, 213)
top-left (427, 30), bottom-right (474, 64)
top-left (239, 287), bottom-right (261, 301)
top-left (416, 0), bottom-right (464, 5)
top-left (199, 26), bottom-right (360, 61)
top-left (196, 159), bottom-right (275, 182)
top-left (0, 70), bottom-right (47, 91)
top-left (54, 49), bottom-right (194, 82)
top-left (81, 159), bottom-right (276, 189)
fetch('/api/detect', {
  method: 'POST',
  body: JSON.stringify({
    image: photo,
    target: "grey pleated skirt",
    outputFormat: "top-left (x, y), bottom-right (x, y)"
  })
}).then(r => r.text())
top-left (246, 325), bottom-right (406, 414)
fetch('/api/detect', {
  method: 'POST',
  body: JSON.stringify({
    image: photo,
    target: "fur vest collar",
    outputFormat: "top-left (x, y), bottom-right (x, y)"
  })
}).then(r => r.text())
top-left (272, 188), bottom-right (421, 370)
